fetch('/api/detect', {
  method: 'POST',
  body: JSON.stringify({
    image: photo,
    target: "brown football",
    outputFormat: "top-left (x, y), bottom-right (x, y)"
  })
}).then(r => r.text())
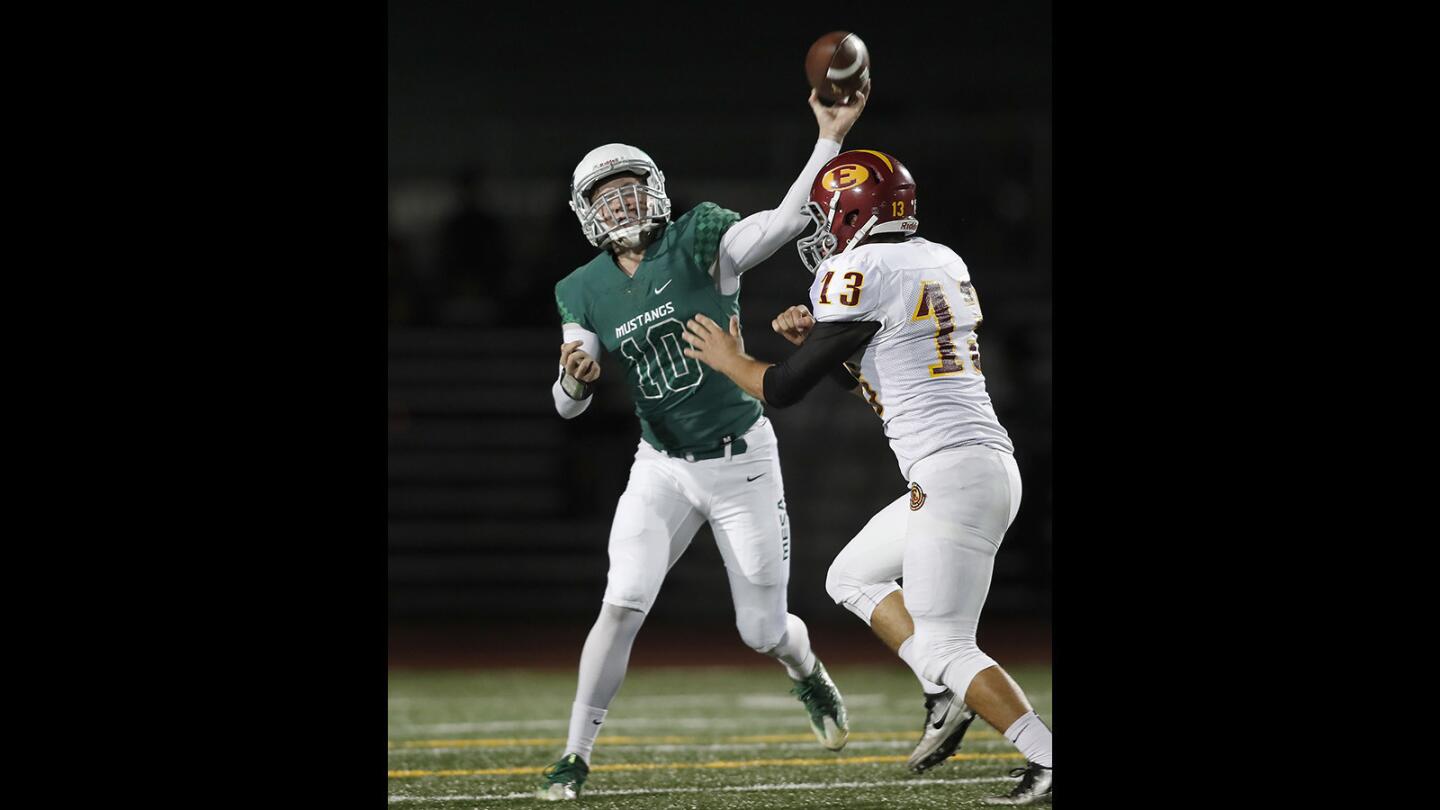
top-left (805, 31), bottom-right (871, 106)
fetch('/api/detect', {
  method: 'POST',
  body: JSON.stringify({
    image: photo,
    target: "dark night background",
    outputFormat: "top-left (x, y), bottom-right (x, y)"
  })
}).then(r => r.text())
top-left (61, 5), bottom-right (1303, 802)
top-left (388, 1), bottom-right (1052, 664)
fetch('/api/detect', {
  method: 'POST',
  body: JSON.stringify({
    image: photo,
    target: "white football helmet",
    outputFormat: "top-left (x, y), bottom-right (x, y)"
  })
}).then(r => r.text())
top-left (569, 143), bottom-right (672, 250)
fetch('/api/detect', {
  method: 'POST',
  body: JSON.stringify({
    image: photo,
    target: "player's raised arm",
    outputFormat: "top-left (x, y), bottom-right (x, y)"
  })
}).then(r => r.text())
top-left (711, 84), bottom-right (870, 289)
top-left (552, 324), bottom-right (601, 419)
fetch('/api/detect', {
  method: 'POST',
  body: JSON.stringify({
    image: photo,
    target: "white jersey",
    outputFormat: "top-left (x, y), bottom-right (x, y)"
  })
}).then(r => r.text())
top-left (808, 237), bottom-right (1013, 480)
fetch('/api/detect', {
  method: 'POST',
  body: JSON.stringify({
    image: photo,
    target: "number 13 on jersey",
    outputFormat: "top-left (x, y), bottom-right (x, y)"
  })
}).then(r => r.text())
top-left (817, 270), bottom-right (864, 306)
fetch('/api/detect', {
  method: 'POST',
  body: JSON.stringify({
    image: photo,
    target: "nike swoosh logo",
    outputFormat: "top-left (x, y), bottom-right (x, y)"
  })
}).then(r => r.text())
top-left (747, 473), bottom-right (767, 482)
top-left (653, 279), bottom-right (673, 294)
top-left (931, 701), bottom-right (951, 729)
top-left (592, 719), bottom-right (603, 725)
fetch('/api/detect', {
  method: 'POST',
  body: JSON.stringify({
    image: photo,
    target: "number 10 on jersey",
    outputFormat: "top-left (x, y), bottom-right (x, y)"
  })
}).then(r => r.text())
top-left (619, 319), bottom-right (704, 399)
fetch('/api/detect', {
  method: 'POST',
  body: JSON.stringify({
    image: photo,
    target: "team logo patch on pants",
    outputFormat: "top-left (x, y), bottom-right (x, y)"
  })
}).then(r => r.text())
top-left (909, 482), bottom-right (927, 511)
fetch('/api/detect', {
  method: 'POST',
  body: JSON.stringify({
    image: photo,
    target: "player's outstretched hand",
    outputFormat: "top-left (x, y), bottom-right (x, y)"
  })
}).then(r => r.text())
top-left (810, 79), bottom-right (870, 143)
top-left (772, 305), bottom-right (816, 346)
top-left (560, 340), bottom-right (601, 383)
top-left (681, 313), bottom-right (744, 373)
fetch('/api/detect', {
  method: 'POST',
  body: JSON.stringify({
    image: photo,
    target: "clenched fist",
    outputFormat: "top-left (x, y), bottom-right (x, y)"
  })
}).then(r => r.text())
top-left (560, 340), bottom-right (601, 383)
top-left (771, 305), bottom-right (817, 347)
top-left (809, 81), bottom-right (870, 144)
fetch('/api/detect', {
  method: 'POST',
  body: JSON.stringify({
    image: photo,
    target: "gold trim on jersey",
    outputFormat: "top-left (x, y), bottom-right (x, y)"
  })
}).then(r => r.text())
top-left (912, 281), bottom-right (965, 377)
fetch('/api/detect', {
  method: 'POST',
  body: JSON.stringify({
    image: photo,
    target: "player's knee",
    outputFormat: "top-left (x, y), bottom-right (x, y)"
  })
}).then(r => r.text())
top-left (599, 601), bottom-right (646, 630)
top-left (735, 611), bottom-right (785, 653)
top-left (601, 590), bottom-right (653, 615)
top-left (911, 629), bottom-right (995, 698)
top-left (603, 569), bottom-right (662, 614)
top-left (740, 626), bottom-right (784, 653)
top-left (824, 560), bottom-right (854, 605)
top-left (825, 561), bottom-right (899, 626)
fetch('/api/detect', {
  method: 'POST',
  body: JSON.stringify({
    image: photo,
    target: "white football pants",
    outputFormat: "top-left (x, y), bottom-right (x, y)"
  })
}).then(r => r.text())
top-left (825, 446), bottom-right (1022, 699)
top-left (602, 417), bottom-right (795, 652)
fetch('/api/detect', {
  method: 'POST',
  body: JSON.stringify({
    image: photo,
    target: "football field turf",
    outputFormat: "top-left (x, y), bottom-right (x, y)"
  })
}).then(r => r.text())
top-left (389, 663), bottom-right (1051, 808)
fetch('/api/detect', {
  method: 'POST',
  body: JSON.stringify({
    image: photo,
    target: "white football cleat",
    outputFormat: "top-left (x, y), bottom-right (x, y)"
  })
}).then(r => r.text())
top-left (983, 762), bottom-right (1052, 805)
top-left (907, 688), bottom-right (978, 773)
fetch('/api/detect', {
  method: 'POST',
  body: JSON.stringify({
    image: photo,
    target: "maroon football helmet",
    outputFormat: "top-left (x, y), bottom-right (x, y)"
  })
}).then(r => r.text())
top-left (797, 149), bottom-right (918, 272)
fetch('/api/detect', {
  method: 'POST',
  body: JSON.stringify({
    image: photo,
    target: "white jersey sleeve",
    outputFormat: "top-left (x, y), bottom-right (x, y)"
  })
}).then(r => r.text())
top-left (713, 138), bottom-right (842, 294)
top-left (809, 253), bottom-right (892, 326)
top-left (813, 238), bottom-right (1013, 480)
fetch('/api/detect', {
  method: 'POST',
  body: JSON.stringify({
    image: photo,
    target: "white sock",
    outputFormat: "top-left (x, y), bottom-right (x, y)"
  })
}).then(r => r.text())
top-left (1002, 711), bottom-right (1053, 768)
top-left (768, 614), bottom-right (817, 680)
top-left (564, 702), bottom-right (608, 763)
top-left (564, 604), bottom-right (645, 763)
top-left (897, 636), bottom-right (946, 695)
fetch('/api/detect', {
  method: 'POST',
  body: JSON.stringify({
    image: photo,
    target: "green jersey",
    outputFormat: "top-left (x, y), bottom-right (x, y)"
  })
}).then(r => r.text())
top-left (555, 202), bottom-right (761, 455)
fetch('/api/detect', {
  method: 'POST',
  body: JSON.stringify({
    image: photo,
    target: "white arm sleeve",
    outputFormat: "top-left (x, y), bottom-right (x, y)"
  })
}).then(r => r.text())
top-left (714, 138), bottom-right (843, 293)
top-left (552, 323), bottom-right (602, 419)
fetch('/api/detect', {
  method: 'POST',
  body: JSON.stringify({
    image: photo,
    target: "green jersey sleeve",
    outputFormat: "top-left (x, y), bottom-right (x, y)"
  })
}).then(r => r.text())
top-left (554, 276), bottom-right (590, 330)
top-left (689, 202), bottom-right (741, 272)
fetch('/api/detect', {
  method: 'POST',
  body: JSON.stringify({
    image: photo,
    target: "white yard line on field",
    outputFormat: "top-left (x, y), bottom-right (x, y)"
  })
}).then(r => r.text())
top-left (389, 713), bottom-right (964, 735)
top-left (389, 693), bottom-right (889, 708)
top-left (388, 776), bottom-right (1016, 802)
top-left (388, 728), bottom-right (1008, 753)
top-left (388, 738), bottom-right (1013, 756)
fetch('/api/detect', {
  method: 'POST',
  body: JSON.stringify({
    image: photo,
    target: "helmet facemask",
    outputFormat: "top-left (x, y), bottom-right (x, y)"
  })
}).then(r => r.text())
top-left (582, 180), bottom-right (669, 250)
top-left (569, 159), bottom-right (672, 251)
top-left (796, 197), bottom-right (840, 273)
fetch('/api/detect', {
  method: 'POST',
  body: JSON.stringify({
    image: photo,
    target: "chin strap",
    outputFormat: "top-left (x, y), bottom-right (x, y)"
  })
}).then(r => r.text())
top-left (825, 191), bottom-right (841, 230)
top-left (842, 215), bottom-right (880, 253)
top-left (606, 230), bottom-right (645, 251)
top-left (606, 222), bottom-right (662, 252)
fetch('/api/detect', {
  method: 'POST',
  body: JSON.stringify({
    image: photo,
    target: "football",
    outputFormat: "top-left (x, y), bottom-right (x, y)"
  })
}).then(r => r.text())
top-left (805, 31), bottom-right (871, 106)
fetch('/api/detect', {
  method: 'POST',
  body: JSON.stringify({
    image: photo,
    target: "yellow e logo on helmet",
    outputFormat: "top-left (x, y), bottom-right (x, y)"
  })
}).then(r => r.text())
top-left (821, 164), bottom-right (871, 191)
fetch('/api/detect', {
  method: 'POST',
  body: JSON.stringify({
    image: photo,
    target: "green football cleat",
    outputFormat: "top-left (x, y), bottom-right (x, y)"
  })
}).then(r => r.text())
top-left (535, 753), bottom-right (589, 801)
top-left (789, 658), bottom-right (849, 750)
